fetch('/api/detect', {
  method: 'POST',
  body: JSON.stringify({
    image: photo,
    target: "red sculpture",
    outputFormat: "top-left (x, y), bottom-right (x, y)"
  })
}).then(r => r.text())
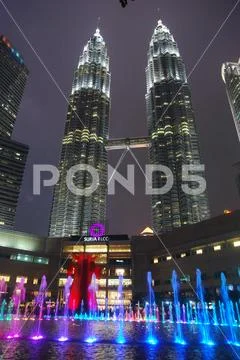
top-left (67, 254), bottom-right (101, 313)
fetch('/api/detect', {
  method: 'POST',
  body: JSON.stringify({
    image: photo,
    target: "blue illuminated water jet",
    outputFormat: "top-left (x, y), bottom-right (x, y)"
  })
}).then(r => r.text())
top-left (145, 272), bottom-right (158, 345)
top-left (221, 273), bottom-right (238, 344)
top-left (31, 335), bottom-right (43, 341)
top-left (146, 336), bottom-right (158, 345)
top-left (58, 336), bottom-right (68, 342)
top-left (171, 270), bottom-right (185, 345)
top-left (116, 336), bottom-right (126, 344)
top-left (117, 275), bottom-right (125, 344)
top-left (196, 269), bottom-right (214, 345)
top-left (85, 336), bottom-right (97, 343)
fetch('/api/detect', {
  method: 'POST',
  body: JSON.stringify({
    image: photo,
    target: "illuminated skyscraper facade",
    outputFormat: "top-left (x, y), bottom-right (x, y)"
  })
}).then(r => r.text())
top-left (0, 36), bottom-right (28, 138)
top-left (146, 20), bottom-right (210, 234)
top-left (0, 35), bottom-right (29, 229)
top-left (50, 29), bottom-right (110, 237)
top-left (222, 59), bottom-right (240, 142)
top-left (0, 138), bottom-right (28, 228)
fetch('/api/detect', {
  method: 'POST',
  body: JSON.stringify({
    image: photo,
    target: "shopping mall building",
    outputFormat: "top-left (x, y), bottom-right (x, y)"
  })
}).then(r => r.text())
top-left (132, 210), bottom-right (240, 302)
top-left (0, 211), bottom-right (239, 305)
top-left (0, 232), bottom-right (132, 306)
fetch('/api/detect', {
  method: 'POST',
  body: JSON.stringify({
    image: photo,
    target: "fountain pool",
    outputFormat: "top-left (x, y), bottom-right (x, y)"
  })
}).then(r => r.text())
top-left (0, 270), bottom-right (239, 359)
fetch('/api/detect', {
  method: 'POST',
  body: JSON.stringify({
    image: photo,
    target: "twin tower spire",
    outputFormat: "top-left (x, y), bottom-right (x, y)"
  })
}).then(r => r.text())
top-left (49, 21), bottom-right (210, 238)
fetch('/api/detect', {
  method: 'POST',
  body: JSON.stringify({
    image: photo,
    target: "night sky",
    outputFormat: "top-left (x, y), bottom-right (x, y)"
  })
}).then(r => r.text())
top-left (0, 0), bottom-right (239, 237)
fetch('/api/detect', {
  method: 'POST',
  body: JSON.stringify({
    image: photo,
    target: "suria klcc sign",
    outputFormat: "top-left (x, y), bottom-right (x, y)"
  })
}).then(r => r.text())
top-left (33, 164), bottom-right (207, 196)
top-left (83, 236), bottom-right (110, 242)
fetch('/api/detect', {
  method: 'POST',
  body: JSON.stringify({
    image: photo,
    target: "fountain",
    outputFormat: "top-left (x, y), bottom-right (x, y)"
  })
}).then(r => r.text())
top-left (220, 272), bottom-right (239, 346)
top-left (54, 299), bottom-right (59, 320)
top-left (88, 274), bottom-right (98, 319)
top-left (6, 299), bottom-right (13, 321)
top-left (116, 275), bottom-right (125, 344)
top-left (196, 269), bottom-right (213, 345)
top-left (145, 272), bottom-right (158, 345)
top-left (0, 279), bottom-right (7, 302)
top-left (58, 276), bottom-right (73, 342)
top-left (12, 278), bottom-right (26, 319)
top-left (0, 300), bottom-right (6, 320)
top-left (32, 275), bottom-right (47, 340)
top-left (212, 301), bottom-right (218, 325)
top-left (0, 268), bottom-right (238, 352)
top-left (171, 270), bottom-right (186, 345)
top-left (7, 278), bottom-right (26, 338)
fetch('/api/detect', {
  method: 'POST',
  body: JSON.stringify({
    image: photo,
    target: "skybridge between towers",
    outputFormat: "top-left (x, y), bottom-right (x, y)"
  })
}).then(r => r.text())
top-left (106, 136), bottom-right (151, 151)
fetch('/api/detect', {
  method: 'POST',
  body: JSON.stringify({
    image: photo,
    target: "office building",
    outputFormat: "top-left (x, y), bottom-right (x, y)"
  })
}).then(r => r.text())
top-left (50, 28), bottom-right (111, 237)
top-left (0, 35), bottom-right (28, 138)
top-left (222, 59), bottom-right (240, 142)
top-left (145, 20), bottom-right (210, 234)
top-left (0, 138), bottom-right (28, 228)
top-left (0, 36), bottom-right (29, 229)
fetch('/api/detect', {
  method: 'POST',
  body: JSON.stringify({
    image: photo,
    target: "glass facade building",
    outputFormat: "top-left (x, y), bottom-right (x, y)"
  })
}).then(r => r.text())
top-left (0, 36), bottom-right (29, 229)
top-left (0, 138), bottom-right (28, 229)
top-left (145, 20), bottom-right (210, 234)
top-left (50, 29), bottom-right (111, 237)
top-left (0, 36), bottom-right (28, 138)
top-left (222, 59), bottom-right (240, 142)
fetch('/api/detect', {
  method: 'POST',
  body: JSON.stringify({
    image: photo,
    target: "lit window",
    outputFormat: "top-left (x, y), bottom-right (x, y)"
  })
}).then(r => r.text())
top-left (33, 278), bottom-right (38, 285)
top-left (181, 253), bottom-right (186, 258)
top-left (0, 275), bottom-right (10, 282)
top-left (109, 245), bottom-right (131, 253)
top-left (108, 290), bottom-right (119, 301)
top-left (96, 290), bottom-right (106, 299)
top-left (97, 279), bottom-right (106, 287)
top-left (10, 253), bottom-right (33, 263)
top-left (166, 256), bottom-right (172, 261)
top-left (85, 245), bottom-right (108, 253)
top-left (33, 257), bottom-right (49, 264)
top-left (58, 278), bottom-right (67, 287)
top-left (153, 257), bottom-right (159, 264)
top-left (108, 279), bottom-right (119, 286)
top-left (115, 268), bottom-right (125, 276)
top-left (214, 245), bottom-right (221, 251)
top-left (16, 277), bottom-right (27, 284)
top-left (196, 249), bottom-right (203, 255)
top-left (107, 290), bottom-right (132, 305)
top-left (108, 278), bottom-right (132, 287)
top-left (234, 241), bottom-right (240, 247)
top-left (95, 254), bottom-right (107, 264)
top-left (101, 268), bottom-right (107, 276)
top-left (63, 245), bottom-right (84, 253)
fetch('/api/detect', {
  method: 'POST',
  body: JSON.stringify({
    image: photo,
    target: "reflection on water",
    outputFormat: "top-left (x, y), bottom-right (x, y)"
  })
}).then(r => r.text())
top-left (0, 341), bottom-right (237, 360)
top-left (0, 320), bottom-right (239, 359)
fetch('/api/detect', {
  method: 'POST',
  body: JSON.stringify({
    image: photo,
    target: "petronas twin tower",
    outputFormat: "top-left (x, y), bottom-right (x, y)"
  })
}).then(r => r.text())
top-left (146, 20), bottom-right (210, 233)
top-left (49, 20), bottom-right (210, 238)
